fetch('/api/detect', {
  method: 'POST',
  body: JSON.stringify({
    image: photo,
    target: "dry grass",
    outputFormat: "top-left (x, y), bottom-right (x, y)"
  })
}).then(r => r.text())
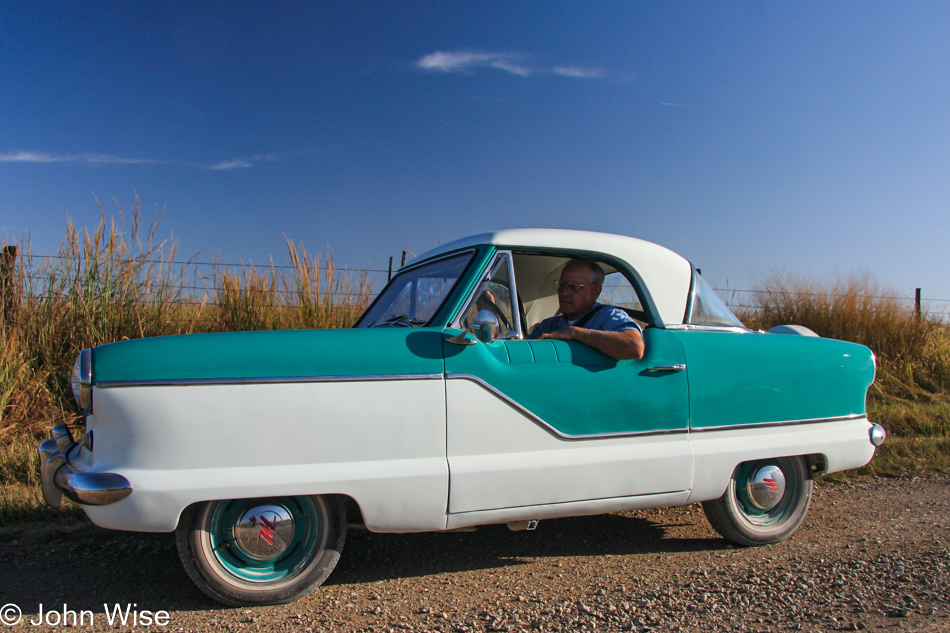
top-left (0, 198), bottom-right (373, 443)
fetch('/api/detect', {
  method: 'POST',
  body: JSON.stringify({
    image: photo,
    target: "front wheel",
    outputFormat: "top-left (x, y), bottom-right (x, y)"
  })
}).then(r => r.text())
top-left (176, 495), bottom-right (346, 606)
top-left (702, 456), bottom-right (813, 547)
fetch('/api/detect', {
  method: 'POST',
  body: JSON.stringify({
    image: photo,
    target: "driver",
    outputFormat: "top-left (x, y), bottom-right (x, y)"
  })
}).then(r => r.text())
top-left (527, 259), bottom-right (644, 361)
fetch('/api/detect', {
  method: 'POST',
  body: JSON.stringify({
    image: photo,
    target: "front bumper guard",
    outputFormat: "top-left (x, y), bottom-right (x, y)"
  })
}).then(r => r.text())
top-left (38, 424), bottom-right (132, 508)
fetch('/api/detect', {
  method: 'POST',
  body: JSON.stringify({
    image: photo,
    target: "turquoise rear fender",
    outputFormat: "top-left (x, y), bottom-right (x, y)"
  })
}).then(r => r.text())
top-left (671, 330), bottom-right (875, 430)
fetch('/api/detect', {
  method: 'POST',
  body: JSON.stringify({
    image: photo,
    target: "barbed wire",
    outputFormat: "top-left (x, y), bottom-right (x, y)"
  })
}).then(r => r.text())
top-left (13, 252), bottom-right (394, 275)
top-left (9, 251), bottom-right (950, 306)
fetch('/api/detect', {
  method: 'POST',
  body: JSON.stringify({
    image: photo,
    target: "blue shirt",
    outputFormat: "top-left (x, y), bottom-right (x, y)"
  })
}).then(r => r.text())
top-left (526, 303), bottom-right (642, 339)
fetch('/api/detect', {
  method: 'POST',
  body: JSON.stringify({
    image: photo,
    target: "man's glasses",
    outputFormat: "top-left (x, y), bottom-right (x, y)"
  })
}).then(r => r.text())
top-left (553, 280), bottom-right (596, 293)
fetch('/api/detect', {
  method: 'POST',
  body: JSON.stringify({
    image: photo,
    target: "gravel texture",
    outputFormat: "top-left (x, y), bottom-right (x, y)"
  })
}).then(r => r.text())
top-left (1, 475), bottom-right (948, 632)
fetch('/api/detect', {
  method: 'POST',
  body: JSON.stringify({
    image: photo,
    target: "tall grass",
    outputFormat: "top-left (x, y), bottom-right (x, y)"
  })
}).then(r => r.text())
top-left (0, 199), bottom-right (373, 444)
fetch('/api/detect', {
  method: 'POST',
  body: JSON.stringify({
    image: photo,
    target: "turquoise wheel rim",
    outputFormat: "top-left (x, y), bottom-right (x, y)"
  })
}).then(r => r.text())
top-left (207, 497), bottom-right (323, 584)
top-left (733, 459), bottom-right (800, 527)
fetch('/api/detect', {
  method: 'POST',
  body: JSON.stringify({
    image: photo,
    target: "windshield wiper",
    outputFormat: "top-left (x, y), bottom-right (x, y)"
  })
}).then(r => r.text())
top-left (368, 314), bottom-right (426, 328)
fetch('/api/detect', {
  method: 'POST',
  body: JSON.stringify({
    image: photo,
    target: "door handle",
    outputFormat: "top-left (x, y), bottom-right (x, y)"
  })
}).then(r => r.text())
top-left (644, 364), bottom-right (686, 372)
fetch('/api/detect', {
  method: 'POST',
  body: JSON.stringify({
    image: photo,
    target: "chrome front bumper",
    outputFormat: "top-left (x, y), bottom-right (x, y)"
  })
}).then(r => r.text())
top-left (38, 423), bottom-right (132, 508)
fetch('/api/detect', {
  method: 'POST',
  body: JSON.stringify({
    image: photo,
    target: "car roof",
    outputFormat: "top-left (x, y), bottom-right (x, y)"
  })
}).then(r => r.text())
top-left (413, 229), bottom-right (693, 326)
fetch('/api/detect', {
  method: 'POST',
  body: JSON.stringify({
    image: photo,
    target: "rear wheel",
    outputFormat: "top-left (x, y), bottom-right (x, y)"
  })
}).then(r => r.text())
top-left (176, 495), bottom-right (345, 606)
top-left (702, 456), bottom-right (812, 546)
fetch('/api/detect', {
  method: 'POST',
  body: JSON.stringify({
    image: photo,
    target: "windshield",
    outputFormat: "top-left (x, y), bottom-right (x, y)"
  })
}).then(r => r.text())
top-left (356, 251), bottom-right (474, 328)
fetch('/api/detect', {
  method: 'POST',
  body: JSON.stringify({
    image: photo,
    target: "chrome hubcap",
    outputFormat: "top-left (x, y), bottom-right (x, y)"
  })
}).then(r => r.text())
top-left (747, 465), bottom-right (786, 510)
top-left (232, 503), bottom-right (297, 560)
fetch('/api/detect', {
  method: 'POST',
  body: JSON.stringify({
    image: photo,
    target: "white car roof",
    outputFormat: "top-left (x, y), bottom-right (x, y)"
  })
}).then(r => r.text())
top-left (414, 229), bottom-right (694, 326)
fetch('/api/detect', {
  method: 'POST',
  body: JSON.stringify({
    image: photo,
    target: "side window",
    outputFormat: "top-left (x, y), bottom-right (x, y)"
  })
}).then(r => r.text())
top-left (458, 253), bottom-right (519, 339)
top-left (512, 253), bottom-right (652, 334)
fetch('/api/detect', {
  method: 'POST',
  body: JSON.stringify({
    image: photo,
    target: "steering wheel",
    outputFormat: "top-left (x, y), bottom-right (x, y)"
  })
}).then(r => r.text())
top-left (480, 299), bottom-right (512, 334)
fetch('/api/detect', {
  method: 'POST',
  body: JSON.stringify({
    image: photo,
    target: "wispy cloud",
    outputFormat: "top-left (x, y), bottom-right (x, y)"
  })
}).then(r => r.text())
top-left (0, 151), bottom-right (164, 165)
top-left (552, 66), bottom-right (605, 79)
top-left (660, 102), bottom-right (705, 108)
top-left (1, 151), bottom-right (284, 170)
top-left (209, 154), bottom-right (282, 170)
top-left (416, 51), bottom-right (532, 76)
top-left (416, 50), bottom-right (605, 80)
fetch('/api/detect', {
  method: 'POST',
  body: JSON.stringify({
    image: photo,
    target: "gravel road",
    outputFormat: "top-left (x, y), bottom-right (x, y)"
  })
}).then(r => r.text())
top-left (1, 475), bottom-right (947, 632)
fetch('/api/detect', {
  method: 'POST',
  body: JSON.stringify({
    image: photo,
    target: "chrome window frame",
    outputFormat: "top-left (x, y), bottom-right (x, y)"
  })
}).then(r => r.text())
top-left (683, 266), bottom-right (749, 330)
top-left (452, 250), bottom-right (523, 340)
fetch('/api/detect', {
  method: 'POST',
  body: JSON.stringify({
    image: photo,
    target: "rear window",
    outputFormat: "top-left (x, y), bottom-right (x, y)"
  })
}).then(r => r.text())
top-left (688, 274), bottom-right (746, 328)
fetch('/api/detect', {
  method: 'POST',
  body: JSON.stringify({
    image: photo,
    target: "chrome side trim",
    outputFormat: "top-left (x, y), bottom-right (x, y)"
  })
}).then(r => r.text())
top-left (664, 324), bottom-right (752, 333)
top-left (96, 373), bottom-right (445, 388)
top-left (446, 373), bottom-right (688, 441)
top-left (690, 414), bottom-right (868, 433)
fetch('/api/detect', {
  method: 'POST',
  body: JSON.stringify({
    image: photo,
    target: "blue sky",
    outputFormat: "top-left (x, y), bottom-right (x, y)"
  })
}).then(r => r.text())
top-left (2, 2), bottom-right (948, 315)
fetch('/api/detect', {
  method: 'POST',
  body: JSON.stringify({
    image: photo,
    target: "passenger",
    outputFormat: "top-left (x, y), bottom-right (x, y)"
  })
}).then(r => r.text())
top-left (527, 259), bottom-right (644, 360)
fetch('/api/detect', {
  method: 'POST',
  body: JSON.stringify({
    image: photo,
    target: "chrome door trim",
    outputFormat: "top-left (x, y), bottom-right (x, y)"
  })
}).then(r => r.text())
top-left (96, 373), bottom-right (445, 388)
top-left (689, 414), bottom-right (868, 433)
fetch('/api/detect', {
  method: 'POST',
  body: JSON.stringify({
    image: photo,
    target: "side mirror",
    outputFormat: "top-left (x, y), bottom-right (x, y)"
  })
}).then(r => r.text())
top-left (469, 310), bottom-right (499, 342)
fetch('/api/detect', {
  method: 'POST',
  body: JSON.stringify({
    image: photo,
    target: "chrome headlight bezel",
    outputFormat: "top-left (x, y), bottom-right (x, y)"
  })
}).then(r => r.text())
top-left (71, 348), bottom-right (93, 413)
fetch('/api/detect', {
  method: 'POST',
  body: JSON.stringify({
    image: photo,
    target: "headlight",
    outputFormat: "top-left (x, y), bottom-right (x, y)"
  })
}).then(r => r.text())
top-left (71, 348), bottom-right (93, 413)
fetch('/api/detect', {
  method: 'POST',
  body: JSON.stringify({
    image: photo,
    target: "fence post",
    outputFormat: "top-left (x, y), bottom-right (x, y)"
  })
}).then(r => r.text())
top-left (1, 245), bottom-right (17, 327)
top-left (401, 250), bottom-right (407, 267)
top-left (915, 288), bottom-right (921, 321)
top-left (387, 257), bottom-right (393, 282)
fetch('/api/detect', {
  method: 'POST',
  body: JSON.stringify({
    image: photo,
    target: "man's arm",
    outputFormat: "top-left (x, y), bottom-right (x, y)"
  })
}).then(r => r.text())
top-left (539, 327), bottom-right (644, 360)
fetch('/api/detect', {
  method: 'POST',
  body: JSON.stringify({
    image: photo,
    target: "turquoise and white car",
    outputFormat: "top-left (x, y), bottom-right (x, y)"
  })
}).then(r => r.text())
top-left (39, 229), bottom-right (885, 606)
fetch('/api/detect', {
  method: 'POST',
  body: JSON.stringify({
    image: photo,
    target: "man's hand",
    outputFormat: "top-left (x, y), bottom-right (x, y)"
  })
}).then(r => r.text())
top-left (540, 327), bottom-right (644, 361)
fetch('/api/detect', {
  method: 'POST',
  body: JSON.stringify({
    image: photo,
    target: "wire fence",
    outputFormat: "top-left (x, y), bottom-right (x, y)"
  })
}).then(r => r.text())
top-left (713, 287), bottom-right (950, 322)
top-left (6, 250), bottom-right (950, 319)
top-left (6, 251), bottom-right (388, 312)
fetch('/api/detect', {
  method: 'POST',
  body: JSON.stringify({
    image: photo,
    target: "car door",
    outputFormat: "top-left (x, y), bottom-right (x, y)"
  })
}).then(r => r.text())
top-left (442, 251), bottom-right (693, 515)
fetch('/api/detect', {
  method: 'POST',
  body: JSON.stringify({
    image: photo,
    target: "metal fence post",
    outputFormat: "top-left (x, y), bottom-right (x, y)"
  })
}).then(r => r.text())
top-left (1, 245), bottom-right (17, 327)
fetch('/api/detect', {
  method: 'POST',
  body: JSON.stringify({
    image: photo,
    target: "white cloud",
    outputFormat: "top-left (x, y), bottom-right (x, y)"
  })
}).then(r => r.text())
top-left (416, 51), bottom-right (532, 76)
top-left (209, 154), bottom-right (280, 171)
top-left (210, 158), bottom-right (253, 170)
top-left (0, 151), bottom-right (73, 163)
top-left (0, 151), bottom-right (162, 165)
top-left (489, 59), bottom-right (532, 77)
top-left (1, 151), bottom-right (283, 170)
top-left (552, 66), bottom-right (605, 79)
top-left (416, 50), bottom-right (610, 81)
